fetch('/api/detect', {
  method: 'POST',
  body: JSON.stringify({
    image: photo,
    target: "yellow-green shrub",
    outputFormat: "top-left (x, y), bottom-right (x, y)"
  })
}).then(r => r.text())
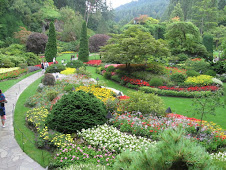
top-left (185, 75), bottom-right (213, 86)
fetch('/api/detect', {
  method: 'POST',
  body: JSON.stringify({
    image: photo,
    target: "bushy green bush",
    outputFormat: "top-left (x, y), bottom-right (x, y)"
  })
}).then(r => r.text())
top-left (205, 70), bottom-right (216, 77)
top-left (47, 90), bottom-right (59, 101)
top-left (66, 60), bottom-right (84, 68)
top-left (186, 70), bottom-right (200, 77)
top-left (149, 77), bottom-right (163, 86)
top-left (211, 61), bottom-right (226, 74)
top-left (170, 73), bottom-right (186, 84)
top-left (103, 71), bottom-right (111, 79)
top-left (76, 66), bottom-right (91, 77)
top-left (126, 83), bottom-right (139, 89)
top-left (42, 73), bottom-right (55, 86)
top-left (106, 65), bottom-right (115, 72)
top-left (121, 91), bottom-right (165, 116)
top-left (63, 84), bottom-right (80, 92)
top-left (111, 75), bottom-right (121, 82)
top-left (177, 53), bottom-right (188, 61)
top-left (46, 90), bottom-right (107, 134)
top-left (45, 64), bottom-right (66, 73)
top-left (95, 66), bottom-right (105, 74)
top-left (113, 128), bottom-right (214, 170)
top-left (185, 59), bottom-right (210, 73)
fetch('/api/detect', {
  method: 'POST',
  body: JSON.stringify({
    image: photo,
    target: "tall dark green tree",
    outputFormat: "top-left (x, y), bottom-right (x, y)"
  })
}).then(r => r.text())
top-left (45, 21), bottom-right (57, 62)
top-left (203, 34), bottom-right (213, 54)
top-left (78, 21), bottom-right (89, 62)
top-left (170, 2), bottom-right (184, 21)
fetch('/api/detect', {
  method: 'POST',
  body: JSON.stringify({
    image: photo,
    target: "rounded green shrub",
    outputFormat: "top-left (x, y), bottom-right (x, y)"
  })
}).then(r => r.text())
top-left (42, 73), bottom-right (55, 86)
top-left (170, 73), bottom-right (186, 84)
top-left (205, 70), bottom-right (216, 77)
top-left (66, 60), bottom-right (84, 69)
top-left (45, 64), bottom-right (66, 73)
top-left (186, 70), bottom-right (200, 77)
top-left (121, 91), bottom-right (165, 116)
top-left (47, 90), bottom-right (59, 101)
top-left (149, 77), bottom-right (163, 86)
top-left (106, 65), bottom-right (115, 72)
top-left (46, 90), bottom-right (107, 134)
top-left (103, 72), bottom-right (111, 79)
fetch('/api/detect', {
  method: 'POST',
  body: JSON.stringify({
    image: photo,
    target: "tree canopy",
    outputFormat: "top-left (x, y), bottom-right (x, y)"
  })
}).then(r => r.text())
top-left (100, 25), bottom-right (170, 65)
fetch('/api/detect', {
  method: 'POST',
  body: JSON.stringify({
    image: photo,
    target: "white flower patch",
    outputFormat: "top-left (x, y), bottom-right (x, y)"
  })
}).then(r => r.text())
top-left (77, 124), bottom-right (155, 153)
top-left (212, 78), bottom-right (223, 86)
top-left (210, 151), bottom-right (226, 162)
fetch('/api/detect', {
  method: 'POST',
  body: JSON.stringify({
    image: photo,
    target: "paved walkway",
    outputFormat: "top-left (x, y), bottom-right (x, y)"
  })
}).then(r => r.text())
top-left (0, 71), bottom-right (45, 170)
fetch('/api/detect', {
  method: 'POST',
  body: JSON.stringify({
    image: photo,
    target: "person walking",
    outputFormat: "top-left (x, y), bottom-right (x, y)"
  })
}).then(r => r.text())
top-left (0, 89), bottom-right (7, 128)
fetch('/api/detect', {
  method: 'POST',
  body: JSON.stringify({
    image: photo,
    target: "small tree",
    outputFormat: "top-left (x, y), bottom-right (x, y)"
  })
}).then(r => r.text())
top-left (14, 27), bottom-right (32, 44)
top-left (26, 33), bottom-right (48, 55)
top-left (89, 34), bottom-right (110, 53)
top-left (45, 21), bottom-right (57, 62)
top-left (78, 21), bottom-right (89, 62)
top-left (191, 90), bottom-right (224, 133)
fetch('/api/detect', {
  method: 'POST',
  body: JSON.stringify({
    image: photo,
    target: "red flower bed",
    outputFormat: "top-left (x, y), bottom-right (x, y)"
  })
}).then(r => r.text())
top-left (121, 76), bottom-right (219, 92)
top-left (121, 76), bottom-right (150, 86)
top-left (167, 113), bottom-right (201, 122)
top-left (84, 60), bottom-right (101, 66)
top-left (118, 95), bottom-right (130, 100)
top-left (35, 61), bottom-right (58, 68)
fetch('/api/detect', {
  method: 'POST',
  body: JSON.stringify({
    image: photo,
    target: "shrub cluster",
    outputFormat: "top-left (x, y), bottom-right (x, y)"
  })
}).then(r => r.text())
top-left (46, 90), bottom-right (107, 134)
top-left (185, 75), bottom-right (213, 86)
top-left (42, 73), bottom-right (55, 86)
top-left (66, 60), bottom-right (84, 68)
top-left (45, 64), bottom-right (66, 73)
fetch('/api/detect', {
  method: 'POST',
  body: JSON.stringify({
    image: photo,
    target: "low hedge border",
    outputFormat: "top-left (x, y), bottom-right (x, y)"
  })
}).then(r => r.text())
top-left (139, 86), bottom-right (217, 98)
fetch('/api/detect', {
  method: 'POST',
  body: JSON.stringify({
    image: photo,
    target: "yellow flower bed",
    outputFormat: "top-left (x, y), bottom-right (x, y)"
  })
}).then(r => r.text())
top-left (202, 121), bottom-right (226, 139)
top-left (185, 75), bottom-right (213, 86)
top-left (60, 67), bottom-right (76, 75)
top-left (0, 67), bottom-right (20, 74)
top-left (75, 85), bottom-right (116, 103)
top-left (60, 51), bottom-right (75, 54)
top-left (26, 107), bottom-right (73, 148)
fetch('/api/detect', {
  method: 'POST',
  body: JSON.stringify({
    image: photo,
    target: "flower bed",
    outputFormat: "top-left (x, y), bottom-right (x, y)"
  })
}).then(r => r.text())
top-left (165, 67), bottom-right (187, 76)
top-left (0, 68), bottom-right (28, 80)
top-left (0, 67), bottom-right (20, 74)
top-left (84, 60), bottom-right (101, 66)
top-left (110, 112), bottom-right (226, 151)
top-left (60, 67), bottom-right (76, 75)
top-left (77, 124), bottom-right (155, 153)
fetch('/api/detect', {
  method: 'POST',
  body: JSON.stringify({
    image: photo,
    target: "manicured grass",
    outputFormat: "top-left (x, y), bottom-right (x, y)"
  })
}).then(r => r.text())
top-left (57, 53), bottom-right (76, 64)
top-left (0, 70), bottom-right (41, 93)
top-left (14, 76), bottom-right (52, 167)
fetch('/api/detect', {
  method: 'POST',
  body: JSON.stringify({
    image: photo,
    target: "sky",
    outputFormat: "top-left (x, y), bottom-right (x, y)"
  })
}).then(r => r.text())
top-left (106, 0), bottom-right (135, 9)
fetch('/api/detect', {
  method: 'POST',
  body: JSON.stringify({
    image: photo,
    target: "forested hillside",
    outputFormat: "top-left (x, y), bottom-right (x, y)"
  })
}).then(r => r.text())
top-left (114, 0), bottom-right (169, 25)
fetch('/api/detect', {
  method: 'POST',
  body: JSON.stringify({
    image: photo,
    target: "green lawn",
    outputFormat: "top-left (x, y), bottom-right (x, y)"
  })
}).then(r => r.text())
top-left (0, 70), bottom-right (41, 93)
top-left (14, 76), bottom-right (51, 167)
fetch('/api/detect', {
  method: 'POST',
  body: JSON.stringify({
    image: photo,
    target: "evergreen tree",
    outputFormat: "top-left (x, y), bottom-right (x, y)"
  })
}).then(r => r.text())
top-left (203, 34), bottom-right (213, 54)
top-left (170, 3), bottom-right (184, 21)
top-left (78, 21), bottom-right (89, 62)
top-left (45, 21), bottom-right (57, 62)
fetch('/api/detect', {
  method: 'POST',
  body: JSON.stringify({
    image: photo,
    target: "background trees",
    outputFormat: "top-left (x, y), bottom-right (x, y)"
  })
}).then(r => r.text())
top-left (89, 34), bottom-right (110, 53)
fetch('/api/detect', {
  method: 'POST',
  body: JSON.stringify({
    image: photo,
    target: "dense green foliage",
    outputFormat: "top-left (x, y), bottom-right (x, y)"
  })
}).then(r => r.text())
top-left (45, 22), bottom-right (57, 62)
top-left (78, 22), bottom-right (89, 62)
top-left (113, 128), bottom-right (214, 169)
top-left (66, 60), bottom-right (84, 68)
top-left (46, 90), bottom-right (107, 134)
top-left (45, 64), bottom-right (66, 73)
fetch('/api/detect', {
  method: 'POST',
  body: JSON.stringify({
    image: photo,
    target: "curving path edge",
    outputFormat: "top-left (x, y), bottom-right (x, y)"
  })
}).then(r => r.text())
top-left (0, 71), bottom-right (45, 170)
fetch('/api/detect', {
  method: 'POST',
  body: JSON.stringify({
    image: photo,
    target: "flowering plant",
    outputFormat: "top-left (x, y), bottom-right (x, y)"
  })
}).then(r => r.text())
top-left (0, 68), bottom-right (28, 80)
top-left (0, 67), bottom-right (20, 74)
top-left (84, 60), bottom-right (102, 66)
top-left (60, 67), bottom-right (76, 75)
top-left (50, 143), bottom-right (116, 168)
top-left (75, 85), bottom-right (116, 103)
top-left (77, 124), bottom-right (155, 153)
top-left (185, 75), bottom-right (213, 86)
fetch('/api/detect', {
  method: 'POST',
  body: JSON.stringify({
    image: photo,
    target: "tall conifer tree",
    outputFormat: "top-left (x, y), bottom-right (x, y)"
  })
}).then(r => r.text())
top-left (78, 21), bottom-right (89, 62)
top-left (45, 21), bottom-right (57, 62)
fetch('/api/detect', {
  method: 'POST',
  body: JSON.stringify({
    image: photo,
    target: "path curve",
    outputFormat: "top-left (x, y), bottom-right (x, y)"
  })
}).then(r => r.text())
top-left (0, 71), bottom-right (45, 170)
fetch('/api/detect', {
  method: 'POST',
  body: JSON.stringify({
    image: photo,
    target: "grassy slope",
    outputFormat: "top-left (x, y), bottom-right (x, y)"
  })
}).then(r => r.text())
top-left (0, 70), bottom-right (41, 93)
top-left (14, 76), bottom-right (51, 167)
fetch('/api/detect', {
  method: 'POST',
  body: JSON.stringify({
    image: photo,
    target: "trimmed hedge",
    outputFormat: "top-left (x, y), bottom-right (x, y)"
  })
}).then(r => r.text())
top-left (139, 86), bottom-right (212, 98)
